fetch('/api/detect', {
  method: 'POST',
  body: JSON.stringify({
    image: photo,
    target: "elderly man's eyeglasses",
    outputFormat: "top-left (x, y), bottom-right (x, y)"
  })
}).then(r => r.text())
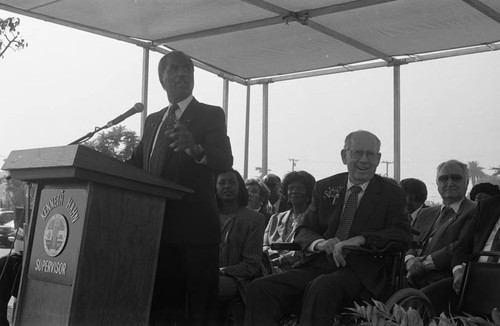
top-left (437, 174), bottom-right (463, 183)
top-left (348, 150), bottom-right (379, 161)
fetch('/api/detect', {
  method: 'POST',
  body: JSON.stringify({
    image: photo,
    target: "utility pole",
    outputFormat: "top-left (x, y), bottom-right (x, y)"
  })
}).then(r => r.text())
top-left (381, 161), bottom-right (393, 177)
top-left (289, 158), bottom-right (299, 172)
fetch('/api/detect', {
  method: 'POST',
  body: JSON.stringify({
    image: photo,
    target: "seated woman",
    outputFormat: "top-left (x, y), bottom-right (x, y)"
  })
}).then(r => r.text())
top-left (263, 171), bottom-right (316, 274)
top-left (245, 178), bottom-right (272, 225)
top-left (216, 169), bottom-right (265, 325)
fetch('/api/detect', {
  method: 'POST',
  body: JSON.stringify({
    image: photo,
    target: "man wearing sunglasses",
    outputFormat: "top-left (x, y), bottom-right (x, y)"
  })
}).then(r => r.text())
top-left (405, 160), bottom-right (476, 289)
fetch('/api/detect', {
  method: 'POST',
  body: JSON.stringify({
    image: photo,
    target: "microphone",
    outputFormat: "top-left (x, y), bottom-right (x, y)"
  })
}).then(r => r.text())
top-left (106, 103), bottom-right (144, 127)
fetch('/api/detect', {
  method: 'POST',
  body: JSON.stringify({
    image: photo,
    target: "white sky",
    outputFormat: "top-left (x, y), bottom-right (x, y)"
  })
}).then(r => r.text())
top-left (1, 10), bottom-right (500, 203)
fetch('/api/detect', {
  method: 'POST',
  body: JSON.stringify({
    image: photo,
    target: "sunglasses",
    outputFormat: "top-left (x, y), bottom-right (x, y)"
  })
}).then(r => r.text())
top-left (437, 174), bottom-right (463, 183)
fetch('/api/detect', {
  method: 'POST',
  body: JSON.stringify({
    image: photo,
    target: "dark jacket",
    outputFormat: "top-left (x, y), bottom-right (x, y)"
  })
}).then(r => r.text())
top-left (129, 98), bottom-right (233, 244)
top-left (294, 173), bottom-right (411, 297)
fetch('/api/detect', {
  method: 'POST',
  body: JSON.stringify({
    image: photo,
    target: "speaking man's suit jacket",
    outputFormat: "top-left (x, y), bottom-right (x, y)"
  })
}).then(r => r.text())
top-left (294, 173), bottom-right (411, 297)
top-left (453, 194), bottom-right (500, 266)
top-left (407, 198), bottom-right (476, 272)
top-left (129, 98), bottom-right (233, 244)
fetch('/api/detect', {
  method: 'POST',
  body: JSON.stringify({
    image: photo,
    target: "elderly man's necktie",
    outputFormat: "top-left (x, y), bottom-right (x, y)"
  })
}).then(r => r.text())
top-left (149, 104), bottom-right (179, 174)
top-left (422, 206), bottom-right (454, 253)
top-left (335, 185), bottom-right (362, 241)
top-left (435, 206), bottom-right (453, 229)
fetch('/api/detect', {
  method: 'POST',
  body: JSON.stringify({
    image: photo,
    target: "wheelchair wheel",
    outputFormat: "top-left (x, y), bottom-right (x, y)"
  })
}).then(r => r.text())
top-left (385, 288), bottom-right (435, 323)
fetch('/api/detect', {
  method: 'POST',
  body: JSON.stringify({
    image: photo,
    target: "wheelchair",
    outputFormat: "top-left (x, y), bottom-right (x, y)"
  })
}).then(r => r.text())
top-left (268, 240), bottom-right (435, 325)
top-left (385, 250), bottom-right (500, 326)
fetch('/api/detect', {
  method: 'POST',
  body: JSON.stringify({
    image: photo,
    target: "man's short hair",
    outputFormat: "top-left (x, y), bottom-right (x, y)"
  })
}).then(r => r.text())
top-left (400, 178), bottom-right (428, 203)
top-left (343, 130), bottom-right (381, 152)
top-left (158, 51), bottom-right (194, 83)
top-left (436, 159), bottom-right (469, 181)
top-left (263, 174), bottom-right (281, 190)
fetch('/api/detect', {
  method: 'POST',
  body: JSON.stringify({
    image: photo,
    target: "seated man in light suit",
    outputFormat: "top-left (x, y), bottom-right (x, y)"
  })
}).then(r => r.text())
top-left (244, 130), bottom-right (411, 326)
top-left (405, 160), bottom-right (476, 289)
top-left (421, 194), bottom-right (500, 314)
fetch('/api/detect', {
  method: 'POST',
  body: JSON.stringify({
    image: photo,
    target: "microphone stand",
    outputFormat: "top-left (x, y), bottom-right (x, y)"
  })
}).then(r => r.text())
top-left (68, 124), bottom-right (110, 145)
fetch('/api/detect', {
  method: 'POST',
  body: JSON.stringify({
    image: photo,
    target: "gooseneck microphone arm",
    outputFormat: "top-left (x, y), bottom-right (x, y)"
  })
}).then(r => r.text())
top-left (68, 103), bottom-right (144, 145)
top-left (68, 124), bottom-right (108, 145)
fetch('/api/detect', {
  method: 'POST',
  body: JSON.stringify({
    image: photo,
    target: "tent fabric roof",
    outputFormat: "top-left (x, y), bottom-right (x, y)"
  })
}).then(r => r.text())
top-left (1, 0), bottom-right (500, 84)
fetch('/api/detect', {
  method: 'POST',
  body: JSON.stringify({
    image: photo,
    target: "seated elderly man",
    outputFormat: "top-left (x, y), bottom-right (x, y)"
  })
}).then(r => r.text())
top-left (244, 130), bottom-right (411, 326)
top-left (405, 160), bottom-right (476, 289)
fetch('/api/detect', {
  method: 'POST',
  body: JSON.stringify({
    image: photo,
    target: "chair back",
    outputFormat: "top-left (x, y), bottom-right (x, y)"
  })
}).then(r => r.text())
top-left (458, 251), bottom-right (500, 316)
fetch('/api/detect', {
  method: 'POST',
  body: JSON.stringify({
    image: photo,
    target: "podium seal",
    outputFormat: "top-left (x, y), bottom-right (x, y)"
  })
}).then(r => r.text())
top-left (43, 213), bottom-right (68, 257)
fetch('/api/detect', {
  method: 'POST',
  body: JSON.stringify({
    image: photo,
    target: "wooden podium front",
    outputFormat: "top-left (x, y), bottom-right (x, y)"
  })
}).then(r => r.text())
top-left (2, 145), bottom-right (191, 326)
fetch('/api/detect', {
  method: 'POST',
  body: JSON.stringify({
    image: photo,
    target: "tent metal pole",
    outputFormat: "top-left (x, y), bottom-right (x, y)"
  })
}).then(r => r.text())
top-left (393, 63), bottom-right (401, 182)
top-left (262, 83), bottom-right (269, 177)
top-left (222, 79), bottom-right (229, 123)
top-left (244, 85), bottom-right (251, 179)
top-left (140, 47), bottom-right (150, 137)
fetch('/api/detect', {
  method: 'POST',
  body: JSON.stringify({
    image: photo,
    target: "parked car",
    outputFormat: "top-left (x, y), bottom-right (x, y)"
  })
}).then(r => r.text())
top-left (0, 211), bottom-right (15, 247)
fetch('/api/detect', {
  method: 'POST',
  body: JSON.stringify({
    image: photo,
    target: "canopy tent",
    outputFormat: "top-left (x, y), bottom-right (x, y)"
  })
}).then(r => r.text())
top-left (1, 0), bottom-right (499, 178)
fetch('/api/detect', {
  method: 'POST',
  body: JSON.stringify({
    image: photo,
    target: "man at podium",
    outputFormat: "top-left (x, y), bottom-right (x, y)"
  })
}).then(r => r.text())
top-left (129, 51), bottom-right (233, 325)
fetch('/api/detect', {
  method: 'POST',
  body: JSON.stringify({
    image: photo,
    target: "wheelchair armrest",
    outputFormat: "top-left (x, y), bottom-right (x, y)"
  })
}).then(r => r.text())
top-left (270, 242), bottom-right (301, 251)
top-left (470, 251), bottom-right (500, 261)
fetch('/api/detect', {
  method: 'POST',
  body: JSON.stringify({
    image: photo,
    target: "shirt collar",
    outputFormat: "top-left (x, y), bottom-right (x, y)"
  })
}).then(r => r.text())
top-left (170, 95), bottom-right (193, 116)
top-left (347, 179), bottom-right (370, 193)
top-left (411, 204), bottom-right (425, 221)
top-left (442, 197), bottom-right (464, 214)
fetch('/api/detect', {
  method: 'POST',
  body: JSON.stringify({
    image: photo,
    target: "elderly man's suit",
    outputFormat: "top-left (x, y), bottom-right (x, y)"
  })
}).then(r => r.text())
top-left (244, 173), bottom-right (411, 326)
top-left (406, 199), bottom-right (476, 287)
top-left (129, 98), bottom-right (233, 325)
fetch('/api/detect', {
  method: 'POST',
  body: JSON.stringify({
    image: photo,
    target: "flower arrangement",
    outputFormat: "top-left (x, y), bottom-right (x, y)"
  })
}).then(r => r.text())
top-left (347, 300), bottom-right (500, 326)
top-left (323, 186), bottom-right (344, 206)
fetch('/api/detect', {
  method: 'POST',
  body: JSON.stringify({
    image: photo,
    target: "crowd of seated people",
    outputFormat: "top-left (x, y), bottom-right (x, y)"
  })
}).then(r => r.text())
top-left (3, 137), bottom-right (500, 325)
top-left (227, 157), bottom-right (499, 324)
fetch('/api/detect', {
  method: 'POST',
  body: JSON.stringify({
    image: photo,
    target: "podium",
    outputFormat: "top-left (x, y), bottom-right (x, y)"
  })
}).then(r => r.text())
top-left (2, 145), bottom-right (191, 326)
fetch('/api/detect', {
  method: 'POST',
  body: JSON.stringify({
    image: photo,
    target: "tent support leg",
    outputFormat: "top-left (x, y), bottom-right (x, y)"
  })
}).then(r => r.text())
top-left (222, 79), bottom-right (229, 122)
top-left (261, 83), bottom-right (269, 178)
top-left (140, 47), bottom-right (150, 137)
top-left (244, 85), bottom-right (251, 179)
top-left (393, 64), bottom-right (401, 182)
